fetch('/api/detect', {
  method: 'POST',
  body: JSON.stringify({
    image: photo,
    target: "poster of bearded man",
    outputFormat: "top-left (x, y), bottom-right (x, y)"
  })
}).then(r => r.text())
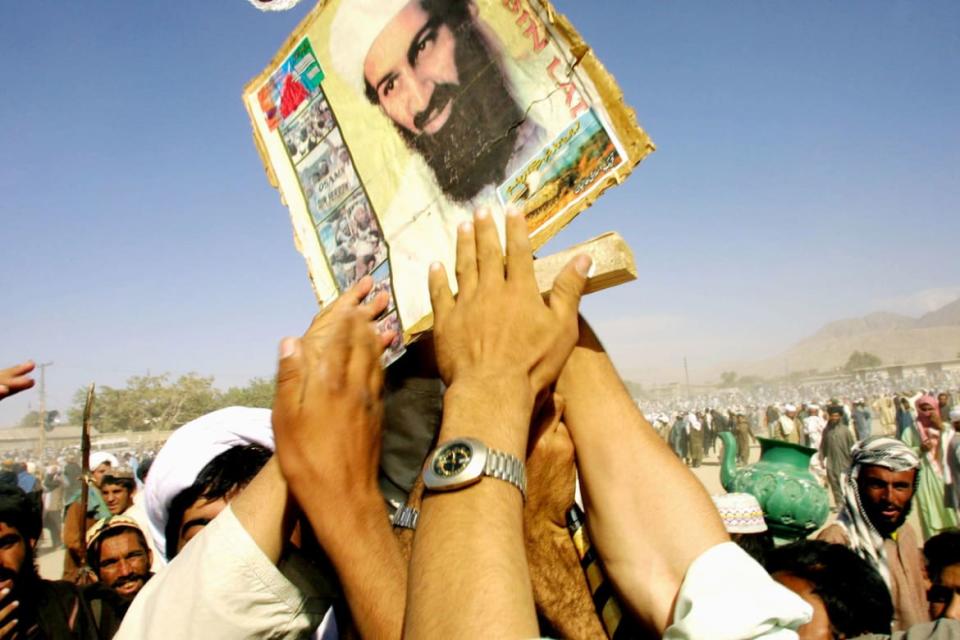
top-left (244, 0), bottom-right (653, 346)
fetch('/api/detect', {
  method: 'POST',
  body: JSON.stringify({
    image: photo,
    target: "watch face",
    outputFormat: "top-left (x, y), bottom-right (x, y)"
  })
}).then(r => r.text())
top-left (433, 442), bottom-right (473, 477)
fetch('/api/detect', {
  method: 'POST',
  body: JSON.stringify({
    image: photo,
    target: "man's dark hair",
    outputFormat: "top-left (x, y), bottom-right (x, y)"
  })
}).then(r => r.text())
top-left (87, 525), bottom-right (150, 574)
top-left (101, 475), bottom-right (135, 492)
top-left (730, 531), bottom-right (774, 566)
top-left (0, 471), bottom-right (18, 489)
top-left (924, 530), bottom-right (960, 583)
top-left (136, 457), bottom-right (153, 484)
top-left (0, 485), bottom-right (42, 542)
top-left (766, 540), bottom-right (892, 636)
top-left (164, 444), bottom-right (271, 559)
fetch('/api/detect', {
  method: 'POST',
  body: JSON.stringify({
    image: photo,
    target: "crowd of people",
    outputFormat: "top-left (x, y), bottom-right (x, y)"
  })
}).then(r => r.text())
top-left (0, 212), bottom-right (959, 639)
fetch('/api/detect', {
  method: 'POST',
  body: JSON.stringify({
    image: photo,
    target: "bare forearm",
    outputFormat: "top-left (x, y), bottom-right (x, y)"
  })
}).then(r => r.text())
top-left (406, 381), bottom-right (538, 639)
top-left (231, 457), bottom-right (292, 563)
top-left (310, 498), bottom-right (406, 640)
top-left (556, 325), bottom-right (727, 632)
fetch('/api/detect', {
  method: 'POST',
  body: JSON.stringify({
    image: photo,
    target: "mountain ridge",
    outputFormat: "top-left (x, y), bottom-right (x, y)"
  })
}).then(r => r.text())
top-left (734, 297), bottom-right (960, 379)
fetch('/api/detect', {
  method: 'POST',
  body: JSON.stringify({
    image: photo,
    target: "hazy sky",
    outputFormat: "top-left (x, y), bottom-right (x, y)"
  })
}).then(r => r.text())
top-left (1, 1), bottom-right (958, 426)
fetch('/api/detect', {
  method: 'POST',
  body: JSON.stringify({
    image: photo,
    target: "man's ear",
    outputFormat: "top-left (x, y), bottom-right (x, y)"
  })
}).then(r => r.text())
top-left (29, 537), bottom-right (38, 551)
top-left (467, 0), bottom-right (479, 21)
top-left (146, 547), bottom-right (153, 567)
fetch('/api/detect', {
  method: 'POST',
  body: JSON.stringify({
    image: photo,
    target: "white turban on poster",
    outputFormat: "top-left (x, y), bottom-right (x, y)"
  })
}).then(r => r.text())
top-left (329, 0), bottom-right (412, 97)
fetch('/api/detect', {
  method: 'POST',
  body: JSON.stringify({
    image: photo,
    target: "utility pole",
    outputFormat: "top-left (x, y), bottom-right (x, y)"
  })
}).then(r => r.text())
top-left (36, 362), bottom-right (53, 457)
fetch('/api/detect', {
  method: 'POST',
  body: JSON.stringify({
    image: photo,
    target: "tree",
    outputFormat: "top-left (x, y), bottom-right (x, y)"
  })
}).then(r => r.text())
top-left (221, 377), bottom-right (275, 409)
top-left (719, 371), bottom-right (738, 387)
top-left (68, 373), bottom-right (221, 433)
top-left (737, 375), bottom-right (764, 388)
top-left (844, 351), bottom-right (882, 372)
top-left (67, 373), bottom-right (278, 434)
top-left (19, 410), bottom-right (41, 429)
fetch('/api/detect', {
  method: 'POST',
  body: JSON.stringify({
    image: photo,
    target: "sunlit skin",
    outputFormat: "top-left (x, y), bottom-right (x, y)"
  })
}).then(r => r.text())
top-left (930, 564), bottom-right (960, 620)
top-left (97, 531), bottom-right (151, 600)
top-left (772, 572), bottom-right (833, 640)
top-left (0, 524), bottom-right (29, 595)
top-left (918, 401), bottom-right (942, 428)
top-left (101, 484), bottom-right (133, 515)
top-left (363, 1), bottom-right (461, 136)
top-left (922, 423), bottom-right (942, 455)
top-left (177, 496), bottom-right (229, 553)
top-left (857, 465), bottom-right (917, 536)
top-left (91, 462), bottom-right (111, 488)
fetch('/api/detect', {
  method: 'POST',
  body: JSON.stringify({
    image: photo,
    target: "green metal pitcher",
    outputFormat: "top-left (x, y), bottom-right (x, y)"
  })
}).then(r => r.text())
top-left (718, 432), bottom-right (829, 540)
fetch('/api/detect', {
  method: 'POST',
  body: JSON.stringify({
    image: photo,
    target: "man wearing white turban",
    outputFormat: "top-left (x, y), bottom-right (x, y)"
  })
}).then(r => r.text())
top-left (118, 278), bottom-right (404, 640)
top-left (116, 407), bottom-right (338, 640)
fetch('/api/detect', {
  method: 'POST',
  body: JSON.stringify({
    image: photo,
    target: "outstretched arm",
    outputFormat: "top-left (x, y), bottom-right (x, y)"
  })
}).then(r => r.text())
top-left (556, 319), bottom-right (728, 634)
top-left (405, 209), bottom-right (590, 639)
top-left (272, 277), bottom-right (406, 640)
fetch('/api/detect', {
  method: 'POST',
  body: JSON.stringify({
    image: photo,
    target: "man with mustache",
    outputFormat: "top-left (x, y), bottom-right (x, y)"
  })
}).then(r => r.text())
top-left (328, 0), bottom-right (555, 326)
top-left (83, 516), bottom-right (154, 637)
top-left (0, 485), bottom-right (99, 638)
top-left (817, 436), bottom-right (928, 631)
top-left (332, 0), bottom-right (545, 205)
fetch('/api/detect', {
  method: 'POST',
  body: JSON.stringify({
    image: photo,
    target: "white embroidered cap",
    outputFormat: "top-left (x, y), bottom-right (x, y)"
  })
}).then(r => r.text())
top-left (712, 493), bottom-right (767, 534)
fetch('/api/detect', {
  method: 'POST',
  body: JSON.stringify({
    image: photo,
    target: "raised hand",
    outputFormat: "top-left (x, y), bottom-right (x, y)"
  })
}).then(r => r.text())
top-left (0, 361), bottom-right (35, 401)
top-left (271, 276), bottom-right (391, 545)
top-left (428, 209), bottom-right (591, 407)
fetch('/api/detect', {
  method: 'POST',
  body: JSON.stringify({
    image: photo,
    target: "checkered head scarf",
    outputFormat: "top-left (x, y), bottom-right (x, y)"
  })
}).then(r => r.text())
top-left (836, 436), bottom-right (920, 589)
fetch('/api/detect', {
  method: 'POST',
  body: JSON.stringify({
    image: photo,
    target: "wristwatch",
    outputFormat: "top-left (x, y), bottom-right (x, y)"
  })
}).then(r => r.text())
top-left (423, 437), bottom-right (526, 499)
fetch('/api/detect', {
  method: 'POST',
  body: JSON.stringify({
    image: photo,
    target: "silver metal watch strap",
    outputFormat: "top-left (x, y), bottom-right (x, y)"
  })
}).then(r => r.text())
top-left (484, 449), bottom-right (527, 499)
top-left (391, 505), bottom-right (420, 530)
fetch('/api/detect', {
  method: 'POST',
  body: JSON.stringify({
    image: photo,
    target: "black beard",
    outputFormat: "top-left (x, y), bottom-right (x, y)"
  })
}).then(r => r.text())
top-left (0, 544), bottom-right (40, 617)
top-left (397, 22), bottom-right (525, 203)
top-left (866, 498), bottom-right (913, 537)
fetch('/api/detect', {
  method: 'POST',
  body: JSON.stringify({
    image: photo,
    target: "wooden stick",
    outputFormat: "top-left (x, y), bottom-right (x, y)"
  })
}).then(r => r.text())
top-left (404, 232), bottom-right (637, 338)
top-left (78, 383), bottom-right (95, 582)
top-left (533, 231), bottom-right (637, 296)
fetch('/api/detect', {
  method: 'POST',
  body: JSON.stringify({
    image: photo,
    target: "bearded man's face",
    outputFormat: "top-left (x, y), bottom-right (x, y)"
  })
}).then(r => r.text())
top-left (364, 0), bottom-right (524, 202)
top-left (97, 530), bottom-right (151, 601)
top-left (858, 465), bottom-right (916, 536)
top-left (0, 522), bottom-right (37, 604)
